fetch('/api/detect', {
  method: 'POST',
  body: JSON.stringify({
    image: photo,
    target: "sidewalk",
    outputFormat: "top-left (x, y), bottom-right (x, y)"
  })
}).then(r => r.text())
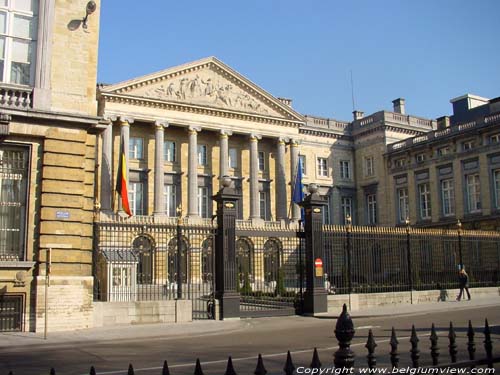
top-left (1, 295), bottom-right (498, 349)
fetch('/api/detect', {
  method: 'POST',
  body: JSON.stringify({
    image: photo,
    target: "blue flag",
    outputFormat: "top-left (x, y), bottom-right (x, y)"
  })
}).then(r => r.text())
top-left (292, 157), bottom-right (305, 224)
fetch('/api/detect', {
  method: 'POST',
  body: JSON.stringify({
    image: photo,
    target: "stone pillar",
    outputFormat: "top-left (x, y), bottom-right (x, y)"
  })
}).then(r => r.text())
top-left (290, 139), bottom-right (301, 221)
top-left (249, 134), bottom-right (261, 220)
top-left (187, 126), bottom-right (201, 218)
top-left (213, 176), bottom-right (241, 319)
top-left (299, 184), bottom-right (328, 315)
top-left (153, 121), bottom-right (168, 216)
top-left (276, 137), bottom-right (288, 221)
top-left (118, 117), bottom-right (133, 213)
top-left (219, 130), bottom-right (232, 184)
top-left (100, 117), bottom-right (114, 212)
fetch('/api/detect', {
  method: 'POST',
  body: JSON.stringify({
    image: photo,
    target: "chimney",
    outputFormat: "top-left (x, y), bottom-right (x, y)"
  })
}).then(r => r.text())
top-left (437, 116), bottom-right (450, 130)
top-left (392, 98), bottom-right (406, 114)
top-left (353, 110), bottom-right (364, 120)
top-left (277, 97), bottom-right (293, 108)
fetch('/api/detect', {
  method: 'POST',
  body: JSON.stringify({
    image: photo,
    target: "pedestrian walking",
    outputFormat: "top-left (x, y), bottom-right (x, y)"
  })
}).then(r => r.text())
top-left (456, 267), bottom-right (471, 301)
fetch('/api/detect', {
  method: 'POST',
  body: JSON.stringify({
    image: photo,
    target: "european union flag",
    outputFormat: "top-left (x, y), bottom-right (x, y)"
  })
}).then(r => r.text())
top-left (292, 157), bottom-right (305, 224)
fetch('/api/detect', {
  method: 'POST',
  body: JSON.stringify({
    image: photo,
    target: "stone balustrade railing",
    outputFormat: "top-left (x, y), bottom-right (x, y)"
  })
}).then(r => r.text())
top-left (0, 85), bottom-right (33, 109)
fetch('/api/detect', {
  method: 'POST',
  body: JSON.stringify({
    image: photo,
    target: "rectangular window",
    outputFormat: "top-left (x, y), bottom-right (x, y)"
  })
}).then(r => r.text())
top-left (129, 138), bottom-right (143, 160)
top-left (197, 145), bottom-right (207, 166)
top-left (163, 184), bottom-right (177, 217)
top-left (418, 183), bottom-right (431, 220)
top-left (341, 197), bottom-right (352, 225)
top-left (317, 157), bottom-right (328, 177)
top-left (228, 148), bottom-right (238, 169)
top-left (128, 182), bottom-right (144, 216)
top-left (438, 146), bottom-right (450, 156)
top-left (367, 194), bottom-right (377, 225)
top-left (340, 160), bottom-right (350, 179)
top-left (462, 140), bottom-right (474, 151)
top-left (197, 186), bottom-right (209, 218)
top-left (258, 151), bottom-right (265, 171)
top-left (0, 0), bottom-right (38, 85)
top-left (416, 153), bottom-right (426, 163)
top-left (395, 158), bottom-right (406, 168)
top-left (365, 156), bottom-right (374, 177)
top-left (397, 187), bottom-right (409, 223)
top-left (164, 141), bottom-right (176, 162)
top-left (490, 134), bottom-right (500, 144)
top-left (441, 179), bottom-right (455, 216)
top-left (0, 146), bottom-right (28, 261)
top-left (493, 169), bottom-right (500, 209)
top-left (466, 174), bottom-right (481, 213)
top-left (299, 155), bottom-right (306, 175)
top-left (259, 191), bottom-right (268, 221)
top-left (322, 195), bottom-right (331, 224)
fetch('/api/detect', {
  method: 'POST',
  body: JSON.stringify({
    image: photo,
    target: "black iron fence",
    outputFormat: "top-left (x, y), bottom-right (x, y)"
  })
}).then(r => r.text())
top-left (323, 225), bottom-right (500, 295)
top-left (10, 305), bottom-right (498, 374)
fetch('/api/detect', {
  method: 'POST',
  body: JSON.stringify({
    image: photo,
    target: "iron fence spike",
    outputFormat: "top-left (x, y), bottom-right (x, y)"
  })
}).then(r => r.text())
top-left (410, 325), bottom-right (420, 368)
top-left (448, 322), bottom-right (457, 363)
top-left (162, 360), bottom-right (171, 375)
top-left (283, 351), bottom-right (295, 375)
top-left (390, 327), bottom-right (399, 369)
top-left (365, 329), bottom-right (377, 369)
top-left (50, 369), bottom-right (56, 375)
top-left (430, 323), bottom-right (439, 366)
top-left (484, 319), bottom-right (493, 368)
top-left (194, 358), bottom-right (204, 375)
top-left (127, 363), bottom-right (134, 375)
top-left (310, 347), bottom-right (322, 368)
top-left (254, 354), bottom-right (267, 375)
top-left (89, 366), bottom-right (96, 375)
top-left (334, 305), bottom-right (355, 368)
top-left (225, 356), bottom-right (237, 375)
top-left (467, 320), bottom-right (476, 362)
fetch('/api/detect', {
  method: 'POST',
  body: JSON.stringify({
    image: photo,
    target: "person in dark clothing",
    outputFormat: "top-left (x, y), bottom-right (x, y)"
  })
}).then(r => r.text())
top-left (456, 268), bottom-right (471, 301)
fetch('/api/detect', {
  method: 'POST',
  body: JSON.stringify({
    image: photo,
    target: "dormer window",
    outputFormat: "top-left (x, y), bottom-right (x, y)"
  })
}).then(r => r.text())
top-left (0, 0), bottom-right (38, 86)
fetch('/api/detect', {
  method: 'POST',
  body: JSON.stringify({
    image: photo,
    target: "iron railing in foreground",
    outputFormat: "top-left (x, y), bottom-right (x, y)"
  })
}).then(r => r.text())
top-left (9, 304), bottom-right (498, 374)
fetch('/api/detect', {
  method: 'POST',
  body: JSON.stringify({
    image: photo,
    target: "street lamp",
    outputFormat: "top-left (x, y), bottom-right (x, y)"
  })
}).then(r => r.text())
top-left (405, 217), bottom-right (413, 304)
top-left (457, 219), bottom-right (463, 269)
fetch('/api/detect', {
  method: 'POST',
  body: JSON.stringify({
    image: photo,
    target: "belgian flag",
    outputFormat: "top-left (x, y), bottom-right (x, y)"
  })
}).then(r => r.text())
top-left (116, 138), bottom-right (132, 216)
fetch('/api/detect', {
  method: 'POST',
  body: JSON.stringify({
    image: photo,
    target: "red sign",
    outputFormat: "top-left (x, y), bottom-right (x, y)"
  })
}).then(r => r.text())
top-left (314, 258), bottom-right (323, 268)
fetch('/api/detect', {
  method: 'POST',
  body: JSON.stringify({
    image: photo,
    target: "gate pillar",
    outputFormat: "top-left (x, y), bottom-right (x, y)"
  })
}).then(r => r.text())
top-left (213, 176), bottom-right (240, 319)
top-left (300, 184), bottom-right (328, 315)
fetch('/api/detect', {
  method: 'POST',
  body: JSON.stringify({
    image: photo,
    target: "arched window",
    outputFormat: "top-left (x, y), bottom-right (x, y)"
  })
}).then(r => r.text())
top-left (263, 239), bottom-right (281, 283)
top-left (236, 238), bottom-right (253, 285)
top-left (201, 237), bottom-right (213, 283)
top-left (167, 237), bottom-right (188, 284)
top-left (132, 235), bottom-right (154, 284)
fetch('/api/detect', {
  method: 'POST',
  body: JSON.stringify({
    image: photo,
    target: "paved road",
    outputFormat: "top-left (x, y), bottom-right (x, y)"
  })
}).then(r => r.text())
top-left (1, 299), bottom-right (499, 374)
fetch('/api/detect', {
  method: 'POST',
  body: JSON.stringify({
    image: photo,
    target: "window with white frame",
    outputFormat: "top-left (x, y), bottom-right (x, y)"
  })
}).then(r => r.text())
top-left (365, 156), bottom-right (374, 177)
top-left (259, 191), bottom-right (268, 221)
top-left (317, 157), bottom-right (328, 177)
top-left (397, 187), bottom-right (409, 223)
top-left (128, 182), bottom-right (145, 216)
top-left (197, 144), bottom-right (207, 166)
top-left (395, 158), bottom-right (406, 168)
top-left (0, 145), bottom-right (28, 261)
top-left (341, 197), bottom-right (352, 225)
top-left (466, 174), bottom-right (481, 213)
top-left (340, 160), bottom-right (350, 179)
top-left (163, 184), bottom-right (177, 217)
top-left (0, 0), bottom-right (38, 85)
top-left (418, 183), bottom-right (431, 220)
top-left (441, 179), bottom-right (455, 216)
top-left (367, 194), bottom-right (377, 225)
top-left (228, 148), bottom-right (238, 169)
top-left (129, 137), bottom-right (143, 160)
top-left (164, 141), bottom-right (176, 162)
top-left (299, 155), bottom-right (306, 175)
top-left (493, 169), bottom-right (500, 209)
top-left (197, 186), bottom-right (209, 218)
top-left (258, 151), bottom-right (265, 171)
top-left (437, 146), bottom-right (450, 156)
top-left (462, 140), bottom-right (475, 151)
top-left (322, 195), bottom-right (331, 224)
top-left (490, 134), bottom-right (500, 144)
top-left (416, 153), bottom-right (426, 163)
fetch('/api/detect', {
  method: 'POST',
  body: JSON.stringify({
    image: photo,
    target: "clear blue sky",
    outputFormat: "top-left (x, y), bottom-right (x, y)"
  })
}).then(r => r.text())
top-left (97, 0), bottom-right (500, 122)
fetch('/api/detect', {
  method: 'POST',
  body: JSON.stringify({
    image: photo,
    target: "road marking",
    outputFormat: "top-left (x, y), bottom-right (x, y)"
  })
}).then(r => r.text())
top-left (357, 325), bottom-right (381, 330)
top-left (81, 334), bottom-right (428, 375)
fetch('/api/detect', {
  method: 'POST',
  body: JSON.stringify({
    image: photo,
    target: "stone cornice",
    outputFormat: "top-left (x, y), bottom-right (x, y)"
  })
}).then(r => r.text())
top-left (299, 127), bottom-right (353, 141)
top-left (101, 92), bottom-right (303, 129)
top-left (354, 124), bottom-right (424, 139)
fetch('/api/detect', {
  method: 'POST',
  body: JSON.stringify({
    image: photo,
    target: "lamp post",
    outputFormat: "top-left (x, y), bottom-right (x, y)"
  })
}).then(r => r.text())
top-left (457, 219), bottom-right (463, 269)
top-left (346, 214), bottom-right (352, 310)
top-left (405, 217), bottom-right (413, 304)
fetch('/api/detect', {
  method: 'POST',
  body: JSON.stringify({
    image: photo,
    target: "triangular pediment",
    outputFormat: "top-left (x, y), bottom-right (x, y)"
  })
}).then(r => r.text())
top-left (100, 57), bottom-right (303, 122)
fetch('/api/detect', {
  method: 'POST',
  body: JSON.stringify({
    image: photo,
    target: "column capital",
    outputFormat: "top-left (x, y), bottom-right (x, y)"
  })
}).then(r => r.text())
top-left (102, 114), bottom-right (117, 123)
top-left (220, 129), bottom-right (233, 138)
top-left (249, 133), bottom-right (262, 141)
top-left (154, 120), bottom-right (169, 130)
top-left (277, 136), bottom-right (289, 145)
top-left (290, 139), bottom-right (300, 147)
top-left (188, 126), bottom-right (201, 134)
top-left (118, 116), bottom-right (134, 126)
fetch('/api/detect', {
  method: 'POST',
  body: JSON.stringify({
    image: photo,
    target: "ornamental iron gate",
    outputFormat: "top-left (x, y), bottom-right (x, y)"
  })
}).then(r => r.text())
top-left (0, 294), bottom-right (23, 332)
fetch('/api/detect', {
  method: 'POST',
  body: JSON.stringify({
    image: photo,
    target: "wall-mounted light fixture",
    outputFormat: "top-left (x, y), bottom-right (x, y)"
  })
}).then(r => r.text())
top-left (82, 1), bottom-right (97, 29)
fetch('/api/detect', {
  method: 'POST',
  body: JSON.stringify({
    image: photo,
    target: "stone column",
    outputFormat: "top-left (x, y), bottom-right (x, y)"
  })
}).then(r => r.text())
top-left (118, 117), bottom-right (133, 212)
top-left (100, 117), bottom-right (115, 212)
top-left (153, 121), bottom-right (168, 216)
top-left (290, 139), bottom-right (301, 221)
top-left (276, 137), bottom-right (288, 221)
top-left (219, 130), bottom-right (232, 184)
top-left (187, 126), bottom-right (201, 218)
top-left (249, 134), bottom-right (261, 220)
